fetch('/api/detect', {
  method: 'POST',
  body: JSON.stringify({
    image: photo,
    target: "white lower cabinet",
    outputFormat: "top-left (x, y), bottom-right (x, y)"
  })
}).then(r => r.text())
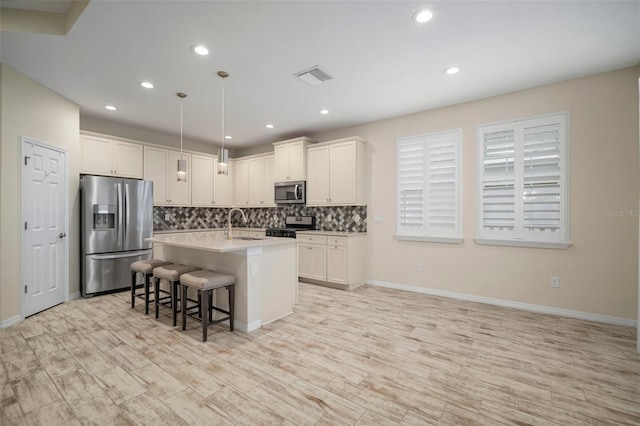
top-left (297, 233), bottom-right (365, 289)
top-left (298, 243), bottom-right (327, 281)
top-left (326, 244), bottom-right (348, 285)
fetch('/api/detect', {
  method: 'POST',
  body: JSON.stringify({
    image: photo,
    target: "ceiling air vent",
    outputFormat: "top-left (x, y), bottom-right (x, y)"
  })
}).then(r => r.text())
top-left (295, 66), bottom-right (333, 86)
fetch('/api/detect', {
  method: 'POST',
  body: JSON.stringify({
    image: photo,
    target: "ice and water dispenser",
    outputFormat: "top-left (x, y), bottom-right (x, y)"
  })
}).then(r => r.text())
top-left (92, 204), bottom-right (115, 230)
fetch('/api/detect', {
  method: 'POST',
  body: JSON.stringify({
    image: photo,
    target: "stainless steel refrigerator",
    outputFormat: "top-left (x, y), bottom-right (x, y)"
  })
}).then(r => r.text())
top-left (80, 175), bottom-right (153, 297)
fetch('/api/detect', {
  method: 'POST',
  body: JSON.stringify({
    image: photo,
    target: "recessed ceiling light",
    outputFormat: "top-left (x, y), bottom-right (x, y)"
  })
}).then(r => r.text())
top-left (191, 45), bottom-right (209, 56)
top-left (105, 105), bottom-right (117, 111)
top-left (225, 135), bottom-right (232, 140)
top-left (265, 124), bottom-right (274, 129)
top-left (320, 109), bottom-right (329, 115)
top-left (140, 81), bottom-right (154, 89)
top-left (413, 9), bottom-right (434, 23)
top-left (444, 66), bottom-right (460, 75)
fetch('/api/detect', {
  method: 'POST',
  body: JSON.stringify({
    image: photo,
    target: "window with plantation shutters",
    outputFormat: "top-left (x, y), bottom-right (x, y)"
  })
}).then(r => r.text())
top-left (476, 113), bottom-right (570, 249)
top-left (396, 130), bottom-right (462, 243)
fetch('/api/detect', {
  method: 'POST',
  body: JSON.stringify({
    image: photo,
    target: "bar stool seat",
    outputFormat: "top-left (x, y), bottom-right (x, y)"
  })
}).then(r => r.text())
top-left (130, 259), bottom-right (172, 315)
top-left (153, 264), bottom-right (200, 326)
top-left (180, 270), bottom-right (236, 342)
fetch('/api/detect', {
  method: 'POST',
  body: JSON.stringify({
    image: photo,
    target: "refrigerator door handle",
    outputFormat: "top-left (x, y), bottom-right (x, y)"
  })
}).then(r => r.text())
top-left (124, 182), bottom-right (130, 241)
top-left (90, 251), bottom-right (150, 260)
top-left (117, 182), bottom-right (123, 248)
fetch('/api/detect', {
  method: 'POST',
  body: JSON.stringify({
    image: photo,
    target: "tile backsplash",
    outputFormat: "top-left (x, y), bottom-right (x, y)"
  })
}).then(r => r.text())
top-left (153, 205), bottom-right (367, 232)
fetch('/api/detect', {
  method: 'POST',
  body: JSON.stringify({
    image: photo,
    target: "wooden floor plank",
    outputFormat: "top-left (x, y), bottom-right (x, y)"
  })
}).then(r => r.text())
top-left (0, 282), bottom-right (637, 425)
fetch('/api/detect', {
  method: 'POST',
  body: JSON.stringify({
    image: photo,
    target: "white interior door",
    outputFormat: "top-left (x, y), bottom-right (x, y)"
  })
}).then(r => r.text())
top-left (22, 138), bottom-right (67, 317)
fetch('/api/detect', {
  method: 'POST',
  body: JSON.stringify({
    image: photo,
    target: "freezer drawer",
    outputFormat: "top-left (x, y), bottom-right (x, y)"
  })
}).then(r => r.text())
top-left (83, 249), bottom-right (152, 297)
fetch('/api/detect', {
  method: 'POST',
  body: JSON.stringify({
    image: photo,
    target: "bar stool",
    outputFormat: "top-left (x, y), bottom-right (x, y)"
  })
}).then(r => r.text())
top-left (153, 264), bottom-right (200, 326)
top-left (179, 270), bottom-right (236, 342)
top-left (130, 259), bottom-right (172, 314)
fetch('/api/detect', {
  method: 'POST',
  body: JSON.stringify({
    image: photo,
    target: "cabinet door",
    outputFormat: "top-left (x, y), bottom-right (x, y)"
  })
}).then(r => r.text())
top-left (248, 158), bottom-right (265, 206)
top-left (263, 156), bottom-right (275, 206)
top-left (298, 243), bottom-right (311, 278)
top-left (235, 159), bottom-right (250, 206)
top-left (327, 245), bottom-right (348, 285)
top-left (306, 146), bottom-right (330, 205)
top-left (191, 154), bottom-right (214, 206)
top-left (309, 245), bottom-right (327, 281)
top-left (213, 158), bottom-right (234, 207)
top-left (273, 144), bottom-right (290, 182)
top-left (167, 151), bottom-right (191, 205)
top-left (113, 141), bottom-right (143, 178)
top-left (329, 142), bottom-right (357, 205)
top-left (144, 146), bottom-right (168, 205)
top-left (81, 136), bottom-right (113, 175)
top-left (288, 141), bottom-right (305, 180)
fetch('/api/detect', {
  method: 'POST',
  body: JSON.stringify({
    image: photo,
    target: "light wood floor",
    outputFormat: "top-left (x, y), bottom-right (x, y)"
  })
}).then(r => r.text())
top-left (1, 282), bottom-right (639, 425)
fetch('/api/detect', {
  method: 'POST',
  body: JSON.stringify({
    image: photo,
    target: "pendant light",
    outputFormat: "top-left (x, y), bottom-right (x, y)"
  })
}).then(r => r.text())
top-left (176, 92), bottom-right (188, 182)
top-left (217, 71), bottom-right (229, 175)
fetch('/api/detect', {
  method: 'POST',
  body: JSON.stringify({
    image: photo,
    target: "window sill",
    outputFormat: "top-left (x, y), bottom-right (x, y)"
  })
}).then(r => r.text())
top-left (474, 238), bottom-right (572, 250)
top-left (394, 235), bottom-right (464, 244)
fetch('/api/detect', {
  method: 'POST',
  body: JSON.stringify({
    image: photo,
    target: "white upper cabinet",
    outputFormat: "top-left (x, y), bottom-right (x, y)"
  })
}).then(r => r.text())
top-left (81, 134), bottom-right (143, 178)
top-left (306, 137), bottom-right (367, 206)
top-left (273, 137), bottom-right (314, 182)
top-left (234, 159), bottom-right (250, 206)
top-left (213, 158), bottom-right (234, 207)
top-left (191, 153), bottom-right (215, 206)
top-left (237, 154), bottom-right (275, 207)
top-left (143, 146), bottom-right (191, 206)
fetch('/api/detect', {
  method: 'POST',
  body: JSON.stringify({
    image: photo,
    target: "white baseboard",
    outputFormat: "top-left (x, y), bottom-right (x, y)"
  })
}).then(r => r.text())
top-left (69, 292), bottom-right (81, 301)
top-left (1, 315), bottom-right (22, 329)
top-left (365, 279), bottom-right (637, 328)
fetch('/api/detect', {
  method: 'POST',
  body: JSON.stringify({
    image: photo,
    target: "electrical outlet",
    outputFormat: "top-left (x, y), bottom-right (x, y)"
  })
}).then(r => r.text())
top-left (417, 262), bottom-right (424, 272)
top-left (250, 263), bottom-right (258, 277)
top-left (550, 276), bottom-right (560, 288)
top-left (164, 213), bottom-right (170, 221)
top-left (374, 215), bottom-right (385, 223)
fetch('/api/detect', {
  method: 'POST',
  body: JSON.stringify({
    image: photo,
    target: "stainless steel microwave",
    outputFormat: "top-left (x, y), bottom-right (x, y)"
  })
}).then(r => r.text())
top-left (274, 181), bottom-right (306, 204)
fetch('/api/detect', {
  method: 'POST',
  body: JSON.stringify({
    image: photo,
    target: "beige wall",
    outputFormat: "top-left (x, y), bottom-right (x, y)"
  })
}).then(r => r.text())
top-left (310, 66), bottom-right (640, 320)
top-left (1, 64), bottom-right (80, 324)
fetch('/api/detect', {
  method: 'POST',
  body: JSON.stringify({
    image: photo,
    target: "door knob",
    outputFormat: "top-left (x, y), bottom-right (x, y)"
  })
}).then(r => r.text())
top-left (58, 232), bottom-right (67, 239)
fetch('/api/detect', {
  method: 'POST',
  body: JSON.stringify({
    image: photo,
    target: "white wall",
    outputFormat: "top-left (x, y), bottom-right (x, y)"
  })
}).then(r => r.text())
top-left (311, 66), bottom-right (640, 321)
top-left (1, 64), bottom-right (80, 325)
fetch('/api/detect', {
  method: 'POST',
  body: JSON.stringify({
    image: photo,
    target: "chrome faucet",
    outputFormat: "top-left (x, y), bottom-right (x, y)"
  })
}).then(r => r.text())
top-left (227, 208), bottom-right (247, 240)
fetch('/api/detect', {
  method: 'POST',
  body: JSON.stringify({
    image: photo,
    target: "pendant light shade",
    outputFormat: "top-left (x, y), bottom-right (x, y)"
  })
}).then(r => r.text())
top-left (176, 92), bottom-right (187, 182)
top-left (217, 71), bottom-right (229, 175)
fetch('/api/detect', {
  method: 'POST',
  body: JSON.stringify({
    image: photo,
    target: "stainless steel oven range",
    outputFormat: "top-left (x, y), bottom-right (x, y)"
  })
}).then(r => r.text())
top-left (266, 215), bottom-right (315, 238)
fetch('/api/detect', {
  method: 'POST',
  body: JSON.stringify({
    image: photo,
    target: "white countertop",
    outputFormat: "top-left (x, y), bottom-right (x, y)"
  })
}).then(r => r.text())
top-left (154, 227), bottom-right (264, 235)
top-left (296, 230), bottom-right (367, 237)
top-left (146, 231), bottom-right (294, 253)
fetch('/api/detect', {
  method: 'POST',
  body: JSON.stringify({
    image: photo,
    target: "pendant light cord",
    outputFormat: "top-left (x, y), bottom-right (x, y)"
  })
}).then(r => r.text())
top-left (221, 78), bottom-right (225, 150)
top-left (180, 98), bottom-right (183, 160)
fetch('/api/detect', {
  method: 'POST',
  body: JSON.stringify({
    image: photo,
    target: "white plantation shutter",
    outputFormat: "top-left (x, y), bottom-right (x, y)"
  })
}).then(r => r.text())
top-left (397, 130), bottom-right (461, 242)
top-left (523, 119), bottom-right (564, 236)
top-left (480, 128), bottom-right (516, 235)
top-left (427, 135), bottom-right (459, 235)
top-left (477, 113), bottom-right (568, 248)
top-left (398, 140), bottom-right (425, 231)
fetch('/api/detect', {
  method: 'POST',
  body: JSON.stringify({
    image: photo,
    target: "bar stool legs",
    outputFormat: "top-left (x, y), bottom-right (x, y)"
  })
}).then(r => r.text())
top-left (180, 270), bottom-right (236, 342)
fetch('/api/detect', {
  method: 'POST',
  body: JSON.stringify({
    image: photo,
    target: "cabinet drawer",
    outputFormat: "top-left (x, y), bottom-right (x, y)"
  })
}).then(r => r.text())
top-left (297, 234), bottom-right (327, 244)
top-left (327, 236), bottom-right (348, 247)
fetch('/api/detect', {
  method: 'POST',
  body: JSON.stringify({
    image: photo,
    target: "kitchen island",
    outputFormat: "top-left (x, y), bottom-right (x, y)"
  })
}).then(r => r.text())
top-left (146, 232), bottom-right (297, 332)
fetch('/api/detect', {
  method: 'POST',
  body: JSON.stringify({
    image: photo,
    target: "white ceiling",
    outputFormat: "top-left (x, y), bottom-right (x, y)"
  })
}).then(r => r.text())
top-left (1, 1), bottom-right (639, 149)
top-left (1, 0), bottom-right (72, 14)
